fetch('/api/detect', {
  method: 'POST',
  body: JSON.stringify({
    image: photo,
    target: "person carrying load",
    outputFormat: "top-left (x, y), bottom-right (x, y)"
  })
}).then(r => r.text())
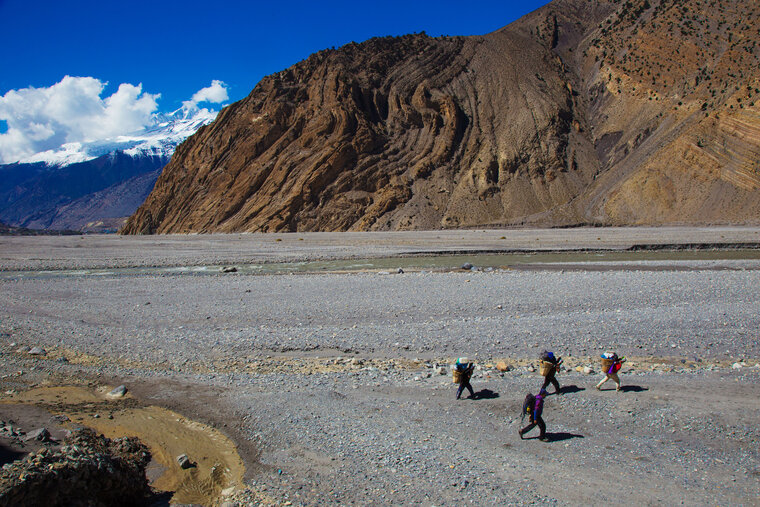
top-left (453, 357), bottom-right (475, 400)
top-left (519, 388), bottom-right (549, 441)
top-left (596, 352), bottom-right (625, 391)
top-left (539, 350), bottom-right (563, 395)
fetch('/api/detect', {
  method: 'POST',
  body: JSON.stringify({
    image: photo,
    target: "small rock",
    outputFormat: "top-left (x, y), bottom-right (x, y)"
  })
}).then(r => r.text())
top-left (495, 361), bottom-right (510, 372)
top-left (23, 428), bottom-right (51, 442)
top-left (221, 266), bottom-right (237, 273)
top-left (461, 263), bottom-right (473, 270)
top-left (107, 385), bottom-right (128, 398)
top-left (377, 271), bottom-right (390, 275)
top-left (50, 415), bottom-right (69, 423)
top-left (28, 347), bottom-right (46, 356)
top-left (496, 305), bottom-right (503, 309)
top-left (732, 362), bottom-right (742, 370)
top-left (15, 346), bottom-right (29, 354)
top-left (583, 366), bottom-right (594, 375)
top-left (177, 454), bottom-right (194, 469)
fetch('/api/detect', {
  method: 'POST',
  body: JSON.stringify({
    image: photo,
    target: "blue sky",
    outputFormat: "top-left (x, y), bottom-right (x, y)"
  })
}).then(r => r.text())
top-left (0, 0), bottom-right (550, 163)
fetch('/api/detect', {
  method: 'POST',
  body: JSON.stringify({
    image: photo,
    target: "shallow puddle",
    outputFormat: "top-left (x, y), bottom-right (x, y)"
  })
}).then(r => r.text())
top-left (0, 385), bottom-right (245, 506)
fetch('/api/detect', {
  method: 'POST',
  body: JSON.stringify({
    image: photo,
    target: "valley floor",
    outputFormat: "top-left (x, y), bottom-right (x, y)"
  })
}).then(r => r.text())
top-left (1, 228), bottom-right (759, 505)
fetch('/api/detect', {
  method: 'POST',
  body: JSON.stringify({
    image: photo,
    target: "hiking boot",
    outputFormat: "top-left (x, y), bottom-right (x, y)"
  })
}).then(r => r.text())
top-left (538, 436), bottom-right (549, 442)
top-left (518, 429), bottom-right (525, 440)
top-left (616, 386), bottom-right (622, 392)
top-left (595, 385), bottom-right (601, 391)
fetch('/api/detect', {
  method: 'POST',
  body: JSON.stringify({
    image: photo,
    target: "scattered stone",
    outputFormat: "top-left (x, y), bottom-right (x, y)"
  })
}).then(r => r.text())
top-left (23, 428), bottom-right (51, 443)
top-left (177, 454), bottom-right (195, 469)
top-left (107, 385), bottom-right (128, 399)
top-left (732, 362), bottom-right (742, 370)
top-left (1, 428), bottom-right (152, 505)
top-left (583, 366), bottom-right (594, 375)
top-left (496, 305), bottom-right (503, 309)
top-left (28, 347), bottom-right (46, 356)
top-left (221, 266), bottom-right (238, 273)
top-left (377, 271), bottom-right (390, 275)
top-left (461, 263), bottom-right (473, 270)
top-left (15, 346), bottom-right (29, 354)
top-left (495, 361), bottom-right (510, 372)
top-left (50, 415), bottom-right (70, 423)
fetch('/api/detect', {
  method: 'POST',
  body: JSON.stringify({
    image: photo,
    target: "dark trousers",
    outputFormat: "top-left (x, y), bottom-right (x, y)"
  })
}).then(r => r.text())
top-left (520, 416), bottom-right (546, 438)
top-left (456, 381), bottom-right (474, 399)
top-left (541, 372), bottom-right (560, 393)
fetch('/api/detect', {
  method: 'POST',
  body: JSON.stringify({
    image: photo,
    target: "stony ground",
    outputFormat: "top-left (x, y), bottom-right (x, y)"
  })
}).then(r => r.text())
top-left (1, 229), bottom-right (759, 505)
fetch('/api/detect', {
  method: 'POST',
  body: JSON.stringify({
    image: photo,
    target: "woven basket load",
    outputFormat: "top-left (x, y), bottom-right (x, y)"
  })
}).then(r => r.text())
top-left (452, 369), bottom-right (462, 383)
top-left (539, 360), bottom-right (555, 376)
top-left (601, 357), bottom-right (615, 370)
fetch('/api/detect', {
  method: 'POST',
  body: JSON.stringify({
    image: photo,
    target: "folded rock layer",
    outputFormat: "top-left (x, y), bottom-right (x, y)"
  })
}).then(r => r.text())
top-left (123, 0), bottom-right (760, 234)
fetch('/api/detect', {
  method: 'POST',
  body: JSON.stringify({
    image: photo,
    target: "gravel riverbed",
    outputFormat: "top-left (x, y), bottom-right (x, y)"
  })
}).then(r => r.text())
top-left (1, 230), bottom-right (759, 505)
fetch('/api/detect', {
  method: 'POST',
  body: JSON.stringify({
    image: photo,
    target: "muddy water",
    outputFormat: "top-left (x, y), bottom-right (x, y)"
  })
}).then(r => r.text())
top-left (0, 386), bottom-right (245, 506)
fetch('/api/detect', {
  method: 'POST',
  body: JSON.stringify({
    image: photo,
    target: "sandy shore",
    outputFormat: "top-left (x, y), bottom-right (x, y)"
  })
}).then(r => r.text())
top-left (1, 228), bottom-right (759, 505)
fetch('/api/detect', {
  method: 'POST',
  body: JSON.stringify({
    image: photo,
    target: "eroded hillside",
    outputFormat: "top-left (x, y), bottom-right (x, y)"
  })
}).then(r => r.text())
top-left (123, 0), bottom-right (760, 233)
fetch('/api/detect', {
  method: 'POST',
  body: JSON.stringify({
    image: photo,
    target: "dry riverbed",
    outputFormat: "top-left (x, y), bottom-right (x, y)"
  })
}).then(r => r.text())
top-left (1, 228), bottom-right (759, 505)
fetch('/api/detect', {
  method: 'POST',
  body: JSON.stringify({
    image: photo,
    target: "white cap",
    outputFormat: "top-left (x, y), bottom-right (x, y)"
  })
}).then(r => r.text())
top-left (457, 357), bottom-right (469, 364)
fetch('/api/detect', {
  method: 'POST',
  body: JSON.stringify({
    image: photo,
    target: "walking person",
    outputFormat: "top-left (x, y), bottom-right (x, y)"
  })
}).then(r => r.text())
top-left (596, 352), bottom-right (625, 391)
top-left (453, 357), bottom-right (475, 400)
top-left (519, 388), bottom-right (549, 441)
top-left (539, 350), bottom-right (563, 395)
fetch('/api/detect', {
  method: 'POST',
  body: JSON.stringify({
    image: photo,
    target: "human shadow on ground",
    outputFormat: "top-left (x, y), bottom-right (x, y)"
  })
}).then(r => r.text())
top-left (520, 432), bottom-right (584, 442)
top-left (619, 385), bottom-right (648, 393)
top-left (557, 385), bottom-right (585, 395)
top-left (471, 389), bottom-right (499, 400)
top-left (545, 432), bottom-right (585, 442)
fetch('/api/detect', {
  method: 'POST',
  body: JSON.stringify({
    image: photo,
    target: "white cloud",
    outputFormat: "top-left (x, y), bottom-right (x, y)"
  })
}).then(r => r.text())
top-left (182, 80), bottom-right (229, 110)
top-left (0, 77), bottom-right (230, 164)
top-left (0, 76), bottom-right (159, 164)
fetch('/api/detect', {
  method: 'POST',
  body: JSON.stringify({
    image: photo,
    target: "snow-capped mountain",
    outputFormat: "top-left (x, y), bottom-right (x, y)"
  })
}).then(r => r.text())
top-left (18, 108), bottom-right (217, 167)
top-left (0, 107), bottom-right (218, 232)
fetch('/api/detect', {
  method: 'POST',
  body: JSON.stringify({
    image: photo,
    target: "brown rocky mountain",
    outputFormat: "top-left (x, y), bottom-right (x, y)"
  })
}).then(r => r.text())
top-left (123, 0), bottom-right (760, 234)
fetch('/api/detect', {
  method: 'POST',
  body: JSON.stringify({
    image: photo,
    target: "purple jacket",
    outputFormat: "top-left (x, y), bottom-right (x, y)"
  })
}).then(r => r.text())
top-left (533, 393), bottom-right (544, 419)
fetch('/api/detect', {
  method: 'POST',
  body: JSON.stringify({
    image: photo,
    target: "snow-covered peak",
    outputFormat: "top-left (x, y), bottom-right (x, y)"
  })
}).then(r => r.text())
top-left (18, 107), bottom-right (218, 167)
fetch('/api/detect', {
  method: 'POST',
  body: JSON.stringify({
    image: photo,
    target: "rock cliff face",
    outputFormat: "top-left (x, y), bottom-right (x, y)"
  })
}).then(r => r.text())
top-left (123, 0), bottom-right (760, 234)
